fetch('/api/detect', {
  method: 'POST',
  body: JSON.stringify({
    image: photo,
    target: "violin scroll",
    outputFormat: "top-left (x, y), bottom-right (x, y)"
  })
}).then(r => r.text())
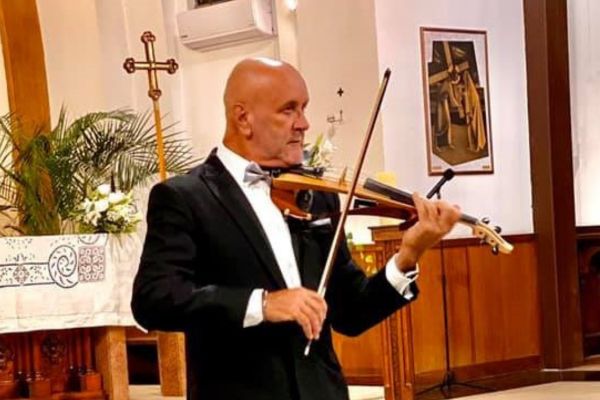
top-left (471, 220), bottom-right (513, 255)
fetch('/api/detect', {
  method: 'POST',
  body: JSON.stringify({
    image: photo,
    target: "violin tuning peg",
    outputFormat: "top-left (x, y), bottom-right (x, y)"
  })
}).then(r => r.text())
top-left (481, 217), bottom-right (490, 224)
top-left (494, 226), bottom-right (502, 234)
top-left (492, 246), bottom-right (499, 255)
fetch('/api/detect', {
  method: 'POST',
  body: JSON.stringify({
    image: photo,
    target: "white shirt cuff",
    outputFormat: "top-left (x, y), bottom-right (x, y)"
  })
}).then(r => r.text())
top-left (243, 289), bottom-right (264, 328)
top-left (384, 256), bottom-right (419, 300)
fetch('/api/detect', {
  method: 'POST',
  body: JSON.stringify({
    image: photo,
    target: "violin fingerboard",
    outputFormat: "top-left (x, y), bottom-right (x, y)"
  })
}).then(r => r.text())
top-left (364, 178), bottom-right (415, 205)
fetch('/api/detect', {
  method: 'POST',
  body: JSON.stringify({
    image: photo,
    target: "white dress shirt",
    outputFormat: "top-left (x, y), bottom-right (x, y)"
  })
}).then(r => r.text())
top-left (216, 144), bottom-right (418, 328)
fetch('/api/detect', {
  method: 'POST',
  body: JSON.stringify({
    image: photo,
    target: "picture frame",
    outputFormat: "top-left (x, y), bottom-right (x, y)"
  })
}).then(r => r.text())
top-left (420, 27), bottom-right (494, 175)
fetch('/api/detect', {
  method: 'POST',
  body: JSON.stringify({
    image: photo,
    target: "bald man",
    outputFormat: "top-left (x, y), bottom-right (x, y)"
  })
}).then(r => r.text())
top-left (132, 58), bottom-right (460, 400)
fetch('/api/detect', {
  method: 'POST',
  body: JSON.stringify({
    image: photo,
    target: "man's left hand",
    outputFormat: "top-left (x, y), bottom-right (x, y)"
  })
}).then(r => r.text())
top-left (395, 193), bottom-right (461, 271)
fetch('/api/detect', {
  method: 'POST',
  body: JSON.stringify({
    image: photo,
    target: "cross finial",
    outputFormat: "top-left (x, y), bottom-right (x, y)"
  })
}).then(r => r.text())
top-left (123, 31), bottom-right (179, 101)
top-left (123, 31), bottom-right (179, 181)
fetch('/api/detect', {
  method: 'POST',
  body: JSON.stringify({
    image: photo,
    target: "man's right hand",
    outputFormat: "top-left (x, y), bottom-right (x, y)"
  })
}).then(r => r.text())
top-left (263, 288), bottom-right (327, 340)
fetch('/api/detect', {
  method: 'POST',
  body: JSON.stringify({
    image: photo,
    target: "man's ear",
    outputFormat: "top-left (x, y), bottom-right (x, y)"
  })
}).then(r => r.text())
top-left (232, 103), bottom-right (253, 138)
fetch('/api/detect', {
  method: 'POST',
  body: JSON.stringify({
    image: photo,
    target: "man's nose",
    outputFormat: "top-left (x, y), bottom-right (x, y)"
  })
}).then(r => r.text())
top-left (295, 111), bottom-right (310, 131)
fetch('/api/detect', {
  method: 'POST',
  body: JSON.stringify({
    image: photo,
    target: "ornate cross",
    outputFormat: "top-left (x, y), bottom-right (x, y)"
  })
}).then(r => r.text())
top-left (123, 31), bottom-right (179, 181)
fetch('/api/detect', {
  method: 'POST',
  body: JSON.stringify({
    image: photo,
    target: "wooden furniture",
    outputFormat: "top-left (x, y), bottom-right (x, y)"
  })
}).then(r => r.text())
top-left (333, 228), bottom-right (541, 400)
top-left (0, 329), bottom-right (107, 399)
top-left (125, 330), bottom-right (186, 396)
top-left (576, 226), bottom-right (600, 357)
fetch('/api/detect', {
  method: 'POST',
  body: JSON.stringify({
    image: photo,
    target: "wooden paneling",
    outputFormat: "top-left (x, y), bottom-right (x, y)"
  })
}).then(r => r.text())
top-left (410, 249), bottom-right (445, 373)
top-left (444, 247), bottom-right (474, 368)
top-left (469, 246), bottom-right (507, 363)
top-left (333, 245), bottom-right (386, 384)
top-left (499, 242), bottom-right (540, 358)
top-left (333, 326), bottom-right (384, 385)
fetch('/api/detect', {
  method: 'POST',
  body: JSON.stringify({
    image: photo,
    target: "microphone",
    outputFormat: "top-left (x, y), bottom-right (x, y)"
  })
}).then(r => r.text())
top-left (426, 168), bottom-right (455, 199)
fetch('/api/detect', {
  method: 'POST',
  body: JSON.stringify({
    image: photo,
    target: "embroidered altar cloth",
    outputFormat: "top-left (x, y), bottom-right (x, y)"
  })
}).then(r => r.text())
top-left (0, 234), bottom-right (140, 333)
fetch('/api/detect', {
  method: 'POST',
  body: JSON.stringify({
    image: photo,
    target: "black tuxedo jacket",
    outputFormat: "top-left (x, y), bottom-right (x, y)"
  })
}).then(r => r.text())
top-left (131, 152), bottom-right (417, 400)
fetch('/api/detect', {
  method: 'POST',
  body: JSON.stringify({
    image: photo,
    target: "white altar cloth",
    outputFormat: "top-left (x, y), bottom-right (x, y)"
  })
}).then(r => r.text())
top-left (0, 233), bottom-right (141, 333)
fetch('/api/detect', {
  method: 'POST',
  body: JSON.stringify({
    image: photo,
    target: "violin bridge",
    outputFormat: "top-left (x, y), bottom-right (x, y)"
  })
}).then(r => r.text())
top-left (338, 167), bottom-right (348, 186)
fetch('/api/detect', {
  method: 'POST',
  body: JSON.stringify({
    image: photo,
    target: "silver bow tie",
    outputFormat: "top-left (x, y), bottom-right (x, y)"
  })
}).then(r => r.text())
top-left (243, 162), bottom-right (272, 186)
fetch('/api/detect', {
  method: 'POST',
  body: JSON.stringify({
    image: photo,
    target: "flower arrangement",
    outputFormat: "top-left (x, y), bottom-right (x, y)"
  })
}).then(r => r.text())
top-left (304, 132), bottom-right (335, 169)
top-left (72, 184), bottom-right (142, 234)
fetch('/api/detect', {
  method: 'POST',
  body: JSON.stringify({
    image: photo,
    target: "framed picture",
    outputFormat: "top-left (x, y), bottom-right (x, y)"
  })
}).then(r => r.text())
top-left (420, 27), bottom-right (494, 175)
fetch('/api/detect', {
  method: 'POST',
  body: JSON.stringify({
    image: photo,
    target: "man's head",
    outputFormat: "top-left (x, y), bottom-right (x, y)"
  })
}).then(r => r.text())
top-left (223, 57), bottom-right (310, 167)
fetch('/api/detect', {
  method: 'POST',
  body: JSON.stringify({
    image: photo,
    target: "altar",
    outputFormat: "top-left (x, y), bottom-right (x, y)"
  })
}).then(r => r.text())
top-left (0, 234), bottom-right (140, 399)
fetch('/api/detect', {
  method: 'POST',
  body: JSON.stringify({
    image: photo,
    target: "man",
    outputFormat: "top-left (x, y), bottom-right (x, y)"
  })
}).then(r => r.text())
top-left (131, 57), bottom-right (461, 400)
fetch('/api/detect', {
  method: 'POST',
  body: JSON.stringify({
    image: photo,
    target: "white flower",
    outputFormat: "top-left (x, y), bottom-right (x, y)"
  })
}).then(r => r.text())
top-left (82, 199), bottom-right (94, 213)
top-left (84, 210), bottom-right (101, 227)
top-left (73, 183), bottom-right (141, 234)
top-left (304, 132), bottom-right (335, 169)
top-left (94, 199), bottom-right (109, 213)
top-left (108, 191), bottom-right (125, 204)
top-left (97, 184), bottom-right (111, 196)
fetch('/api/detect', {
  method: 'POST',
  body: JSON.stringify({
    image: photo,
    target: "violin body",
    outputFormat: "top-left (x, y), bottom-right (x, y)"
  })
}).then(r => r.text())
top-left (271, 172), bottom-right (416, 221)
top-left (270, 171), bottom-right (513, 255)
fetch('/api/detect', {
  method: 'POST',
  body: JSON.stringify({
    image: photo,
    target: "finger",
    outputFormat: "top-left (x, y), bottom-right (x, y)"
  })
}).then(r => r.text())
top-left (301, 289), bottom-right (327, 318)
top-left (412, 192), bottom-right (429, 220)
top-left (295, 311), bottom-right (314, 340)
top-left (437, 203), bottom-right (460, 232)
top-left (304, 294), bottom-right (328, 322)
top-left (424, 199), bottom-right (439, 221)
top-left (300, 303), bottom-right (322, 339)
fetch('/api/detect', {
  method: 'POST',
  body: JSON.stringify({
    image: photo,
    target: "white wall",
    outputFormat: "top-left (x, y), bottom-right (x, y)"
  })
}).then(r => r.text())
top-left (374, 0), bottom-right (533, 236)
top-left (568, 0), bottom-right (600, 226)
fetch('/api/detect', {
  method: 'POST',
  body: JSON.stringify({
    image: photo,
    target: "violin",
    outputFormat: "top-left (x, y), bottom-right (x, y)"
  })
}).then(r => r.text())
top-left (270, 169), bottom-right (513, 255)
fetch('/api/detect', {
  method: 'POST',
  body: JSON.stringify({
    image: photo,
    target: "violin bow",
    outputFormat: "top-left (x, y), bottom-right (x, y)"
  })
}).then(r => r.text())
top-left (304, 69), bottom-right (391, 356)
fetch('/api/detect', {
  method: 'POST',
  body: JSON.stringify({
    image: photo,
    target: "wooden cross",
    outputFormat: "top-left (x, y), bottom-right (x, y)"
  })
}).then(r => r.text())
top-left (429, 41), bottom-right (470, 85)
top-left (123, 31), bottom-right (178, 181)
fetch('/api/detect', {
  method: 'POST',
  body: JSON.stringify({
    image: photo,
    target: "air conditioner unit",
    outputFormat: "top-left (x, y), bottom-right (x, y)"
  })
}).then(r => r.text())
top-left (177, 0), bottom-right (276, 51)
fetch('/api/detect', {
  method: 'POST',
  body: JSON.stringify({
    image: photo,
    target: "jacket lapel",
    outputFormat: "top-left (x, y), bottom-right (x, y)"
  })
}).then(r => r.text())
top-left (199, 151), bottom-right (287, 289)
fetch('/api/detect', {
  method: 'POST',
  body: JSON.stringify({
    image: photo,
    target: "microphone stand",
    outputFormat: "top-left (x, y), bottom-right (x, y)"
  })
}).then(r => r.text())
top-left (416, 178), bottom-right (492, 398)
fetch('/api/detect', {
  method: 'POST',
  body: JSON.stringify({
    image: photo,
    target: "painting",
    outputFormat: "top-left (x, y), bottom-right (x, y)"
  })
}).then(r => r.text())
top-left (420, 27), bottom-right (494, 175)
